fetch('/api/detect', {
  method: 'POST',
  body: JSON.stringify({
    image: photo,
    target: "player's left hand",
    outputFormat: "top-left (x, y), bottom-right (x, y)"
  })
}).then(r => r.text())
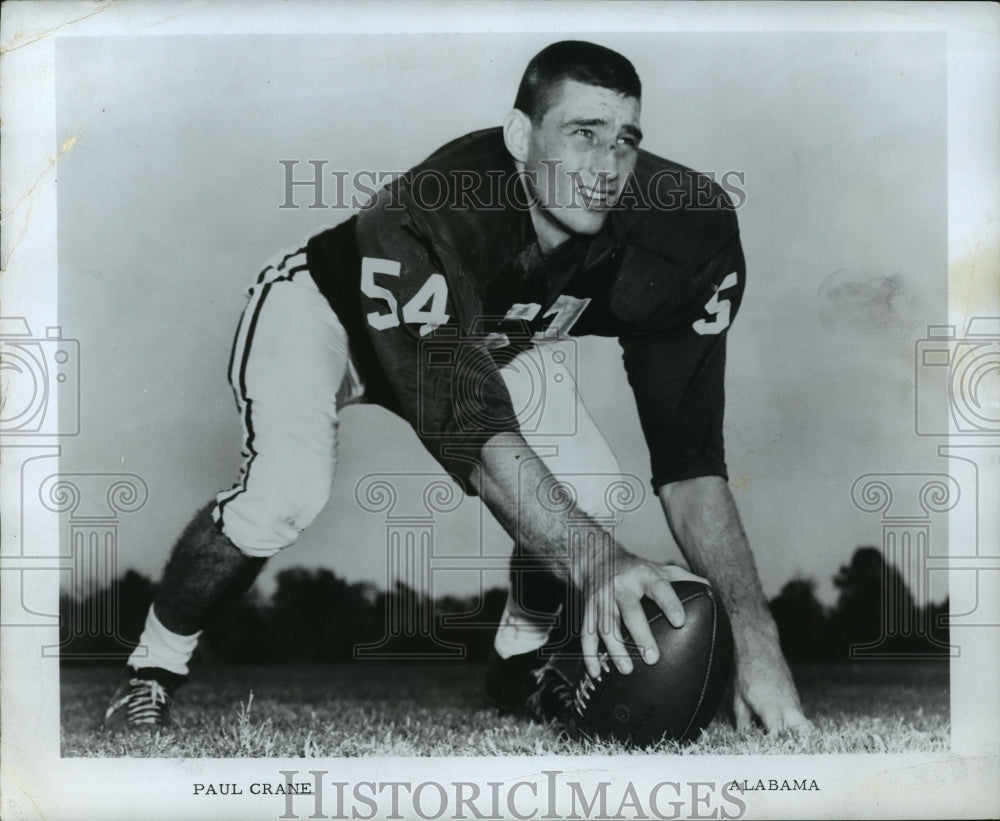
top-left (732, 624), bottom-right (813, 736)
top-left (580, 553), bottom-right (707, 679)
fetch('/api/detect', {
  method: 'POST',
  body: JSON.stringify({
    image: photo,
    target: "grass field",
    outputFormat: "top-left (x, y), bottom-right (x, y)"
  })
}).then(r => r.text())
top-left (62, 661), bottom-right (949, 757)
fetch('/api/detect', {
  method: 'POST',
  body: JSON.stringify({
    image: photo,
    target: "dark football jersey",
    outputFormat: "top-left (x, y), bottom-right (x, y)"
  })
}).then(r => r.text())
top-left (307, 129), bottom-right (745, 492)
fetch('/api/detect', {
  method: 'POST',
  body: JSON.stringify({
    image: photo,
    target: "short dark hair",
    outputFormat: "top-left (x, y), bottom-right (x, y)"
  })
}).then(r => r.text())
top-left (514, 41), bottom-right (641, 123)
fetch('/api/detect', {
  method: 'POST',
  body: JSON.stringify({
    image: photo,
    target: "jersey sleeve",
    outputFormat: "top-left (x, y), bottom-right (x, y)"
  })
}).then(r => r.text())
top-left (619, 233), bottom-right (746, 490)
top-left (354, 185), bottom-right (520, 493)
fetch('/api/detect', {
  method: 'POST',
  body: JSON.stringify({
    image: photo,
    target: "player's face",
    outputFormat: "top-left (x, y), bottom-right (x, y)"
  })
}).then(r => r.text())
top-left (523, 79), bottom-right (641, 251)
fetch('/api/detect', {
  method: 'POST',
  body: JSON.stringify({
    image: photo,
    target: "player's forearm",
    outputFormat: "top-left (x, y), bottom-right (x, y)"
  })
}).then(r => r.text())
top-left (470, 431), bottom-right (626, 591)
top-left (659, 476), bottom-right (810, 731)
top-left (658, 475), bottom-right (777, 642)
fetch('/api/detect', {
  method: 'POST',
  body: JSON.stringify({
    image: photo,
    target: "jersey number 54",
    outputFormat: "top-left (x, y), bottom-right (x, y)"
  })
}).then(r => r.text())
top-left (361, 257), bottom-right (450, 337)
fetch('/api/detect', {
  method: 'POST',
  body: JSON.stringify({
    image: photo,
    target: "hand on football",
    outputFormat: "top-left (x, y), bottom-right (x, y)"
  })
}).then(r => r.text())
top-left (732, 626), bottom-right (813, 736)
top-left (580, 554), bottom-right (706, 679)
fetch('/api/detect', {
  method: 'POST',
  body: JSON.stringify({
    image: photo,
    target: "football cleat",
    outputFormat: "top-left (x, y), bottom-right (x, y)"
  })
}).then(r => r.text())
top-left (486, 647), bottom-right (546, 716)
top-left (103, 667), bottom-right (184, 730)
top-left (486, 647), bottom-right (579, 733)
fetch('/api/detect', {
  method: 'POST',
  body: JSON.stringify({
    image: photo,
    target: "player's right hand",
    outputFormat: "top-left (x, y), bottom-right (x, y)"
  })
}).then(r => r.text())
top-left (580, 553), bottom-right (706, 679)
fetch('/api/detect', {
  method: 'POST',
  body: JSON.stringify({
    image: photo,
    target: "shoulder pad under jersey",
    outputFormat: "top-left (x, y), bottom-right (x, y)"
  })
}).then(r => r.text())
top-left (609, 149), bottom-right (742, 326)
top-left (359, 128), bottom-right (531, 291)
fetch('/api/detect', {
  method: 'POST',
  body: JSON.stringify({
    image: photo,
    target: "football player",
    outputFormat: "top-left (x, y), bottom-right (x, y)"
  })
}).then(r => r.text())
top-left (105, 41), bottom-right (809, 738)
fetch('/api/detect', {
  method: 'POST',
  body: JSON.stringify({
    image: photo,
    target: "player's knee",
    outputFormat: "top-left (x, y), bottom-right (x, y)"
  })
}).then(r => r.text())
top-left (214, 481), bottom-right (331, 558)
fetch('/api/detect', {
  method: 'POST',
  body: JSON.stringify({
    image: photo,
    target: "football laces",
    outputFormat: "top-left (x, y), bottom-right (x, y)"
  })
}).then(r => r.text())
top-left (574, 651), bottom-right (611, 716)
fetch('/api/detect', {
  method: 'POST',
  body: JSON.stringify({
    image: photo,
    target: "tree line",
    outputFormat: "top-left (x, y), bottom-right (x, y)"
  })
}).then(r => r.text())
top-left (58, 546), bottom-right (950, 665)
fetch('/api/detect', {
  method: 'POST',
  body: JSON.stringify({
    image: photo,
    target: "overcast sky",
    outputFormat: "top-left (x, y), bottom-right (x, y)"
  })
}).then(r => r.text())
top-left (55, 31), bottom-right (949, 606)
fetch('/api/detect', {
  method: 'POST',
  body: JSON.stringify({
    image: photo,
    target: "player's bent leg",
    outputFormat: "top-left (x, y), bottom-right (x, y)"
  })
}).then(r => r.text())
top-left (105, 502), bottom-right (263, 730)
top-left (104, 504), bottom-right (267, 731)
top-left (214, 260), bottom-right (359, 557)
top-left (499, 340), bottom-right (625, 626)
top-left (155, 503), bottom-right (266, 636)
top-left (107, 260), bottom-right (361, 731)
top-left (489, 342), bottom-right (625, 724)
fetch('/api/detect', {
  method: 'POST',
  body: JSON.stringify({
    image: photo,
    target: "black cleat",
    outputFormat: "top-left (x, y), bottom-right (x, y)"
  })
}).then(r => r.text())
top-left (486, 647), bottom-right (579, 733)
top-left (103, 667), bottom-right (185, 730)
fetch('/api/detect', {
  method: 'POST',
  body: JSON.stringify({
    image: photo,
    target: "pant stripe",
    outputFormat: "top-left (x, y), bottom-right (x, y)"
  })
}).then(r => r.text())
top-left (216, 282), bottom-right (272, 519)
top-left (217, 257), bottom-right (305, 521)
top-left (255, 248), bottom-right (308, 286)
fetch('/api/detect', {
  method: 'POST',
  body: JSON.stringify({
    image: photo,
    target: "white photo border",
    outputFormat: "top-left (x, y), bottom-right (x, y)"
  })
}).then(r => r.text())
top-left (1, 2), bottom-right (997, 820)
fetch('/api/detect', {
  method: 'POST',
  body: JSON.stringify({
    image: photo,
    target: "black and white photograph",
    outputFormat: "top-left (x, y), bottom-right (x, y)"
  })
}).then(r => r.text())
top-left (1, 2), bottom-right (998, 819)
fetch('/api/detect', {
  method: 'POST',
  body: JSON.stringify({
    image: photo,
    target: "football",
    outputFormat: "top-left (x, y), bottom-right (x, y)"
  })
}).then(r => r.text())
top-left (571, 580), bottom-right (733, 747)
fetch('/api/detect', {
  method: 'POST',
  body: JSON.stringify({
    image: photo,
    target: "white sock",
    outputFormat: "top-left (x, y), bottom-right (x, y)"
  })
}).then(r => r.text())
top-left (128, 605), bottom-right (201, 676)
top-left (493, 591), bottom-right (560, 659)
